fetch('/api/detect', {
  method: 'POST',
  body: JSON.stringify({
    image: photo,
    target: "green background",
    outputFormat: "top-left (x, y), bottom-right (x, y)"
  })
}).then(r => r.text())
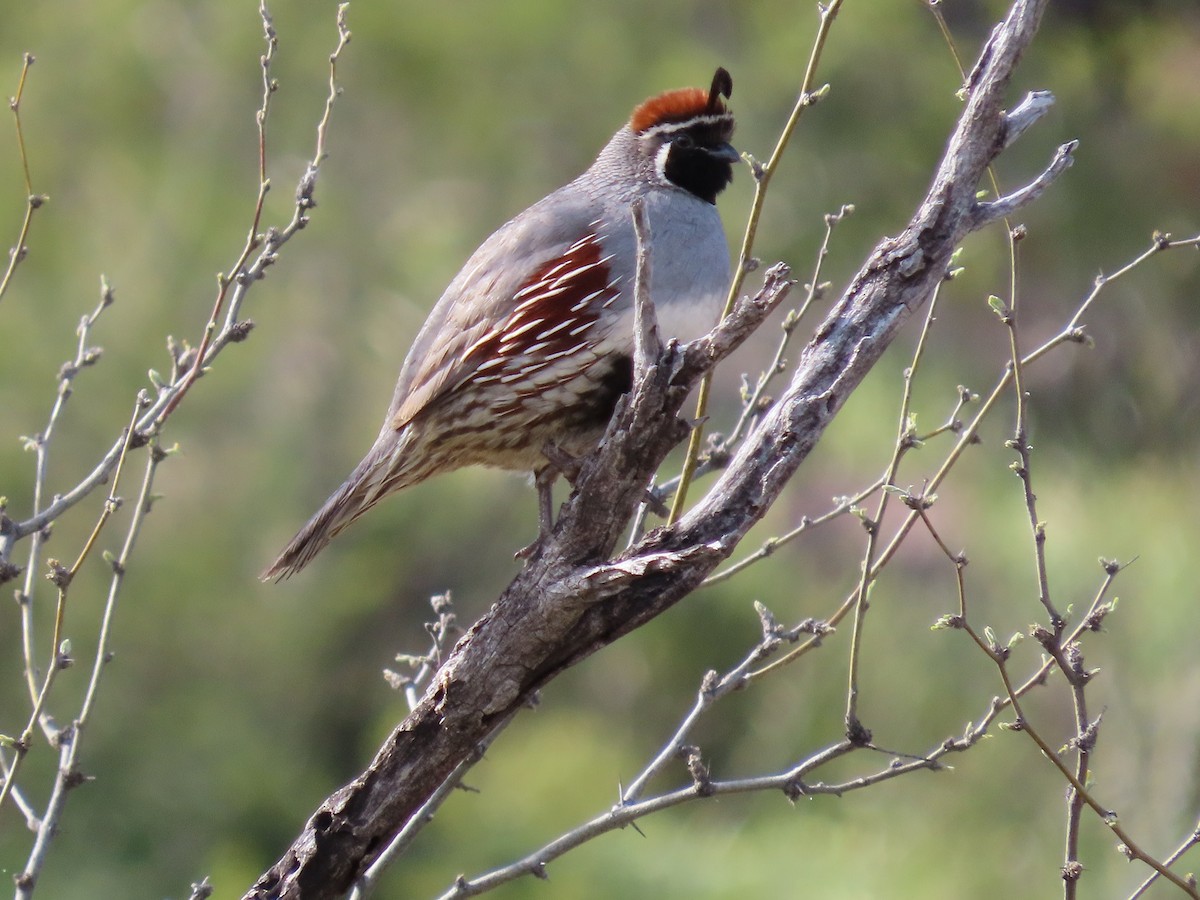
top-left (2, 1), bottom-right (1199, 897)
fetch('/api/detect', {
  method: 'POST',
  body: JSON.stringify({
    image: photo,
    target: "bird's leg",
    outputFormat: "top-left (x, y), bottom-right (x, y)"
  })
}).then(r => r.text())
top-left (535, 464), bottom-right (559, 537)
top-left (641, 487), bottom-right (670, 520)
top-left (515, 462), bottom-right (561, 561)
top-left (515, 441), bottom-right (668, 561)
top-left (548, 440), bottom-right (669, 521)
top-left (544, 440), bottom-right (672, 531)
top-left (540, 441), bottom-right (582, 486)
top-left (515, 443), bottom-right (586, 560)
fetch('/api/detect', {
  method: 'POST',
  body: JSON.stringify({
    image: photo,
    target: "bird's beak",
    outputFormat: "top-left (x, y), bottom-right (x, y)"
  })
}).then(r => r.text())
top-left (706, 142), bottom-right (741, 164)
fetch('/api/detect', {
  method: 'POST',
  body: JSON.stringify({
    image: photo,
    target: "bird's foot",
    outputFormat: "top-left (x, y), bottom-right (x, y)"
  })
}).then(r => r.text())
top-left (540, 442), bottom-right (582, 486)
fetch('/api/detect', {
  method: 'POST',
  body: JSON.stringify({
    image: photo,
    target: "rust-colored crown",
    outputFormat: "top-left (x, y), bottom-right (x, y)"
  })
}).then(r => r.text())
top-left (630, 67), bottom-right (733, 134)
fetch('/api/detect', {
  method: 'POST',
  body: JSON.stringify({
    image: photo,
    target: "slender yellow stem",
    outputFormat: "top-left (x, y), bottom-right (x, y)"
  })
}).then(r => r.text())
top-left (668, 0), bottom-right (844, 523)
top-left (0, 53), bottom-right (43, 306)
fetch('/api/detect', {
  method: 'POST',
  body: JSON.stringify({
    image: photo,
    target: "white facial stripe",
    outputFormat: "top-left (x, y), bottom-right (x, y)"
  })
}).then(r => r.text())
top-left (654, 142), bottom-right (672, 184)
top-left (639, 113), bottom-right (734, 140)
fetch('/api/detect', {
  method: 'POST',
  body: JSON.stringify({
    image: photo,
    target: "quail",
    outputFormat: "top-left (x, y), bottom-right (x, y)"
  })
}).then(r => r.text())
top-left (264, 68), bottom-right (738, 579)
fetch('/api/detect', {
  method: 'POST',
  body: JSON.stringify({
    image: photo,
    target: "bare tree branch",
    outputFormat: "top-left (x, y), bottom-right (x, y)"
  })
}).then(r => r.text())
top-left (245, 1), bottom-right (1071, 897)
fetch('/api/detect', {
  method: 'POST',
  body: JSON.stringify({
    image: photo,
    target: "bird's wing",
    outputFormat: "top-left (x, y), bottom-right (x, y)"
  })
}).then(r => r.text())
top-left (385, 190), bottom-right (624, 431)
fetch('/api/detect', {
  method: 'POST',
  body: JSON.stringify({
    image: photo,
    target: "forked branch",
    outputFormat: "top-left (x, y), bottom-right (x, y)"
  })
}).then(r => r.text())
top-left (246, 1), bottom-right (1068, 897)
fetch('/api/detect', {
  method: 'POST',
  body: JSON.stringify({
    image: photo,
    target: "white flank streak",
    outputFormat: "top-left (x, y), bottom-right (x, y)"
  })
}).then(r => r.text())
top-left (543, 341), bottom-right (589, 361)
top-left (462, 334), bottom-right (492, 357)
top-left (515, 285), bottom-right (570, 311)
top-left (537, 317), bottom-right (579, 338)
top-left (513, 260), bottom-right (570, 299)
top-left (499, 318), bottom-right (543, 344)
top-left (551, 261), bottom-right (600, 289)
top-left (571, 288), bottom-right (609, 312)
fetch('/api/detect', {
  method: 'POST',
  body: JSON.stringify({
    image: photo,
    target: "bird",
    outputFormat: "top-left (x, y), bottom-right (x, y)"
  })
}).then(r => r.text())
top-left (263, 68), bottom-right (738, 580)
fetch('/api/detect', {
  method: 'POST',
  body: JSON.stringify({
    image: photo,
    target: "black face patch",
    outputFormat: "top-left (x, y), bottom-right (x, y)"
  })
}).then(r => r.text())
top-left (659, 121), bottom-right (737, 204)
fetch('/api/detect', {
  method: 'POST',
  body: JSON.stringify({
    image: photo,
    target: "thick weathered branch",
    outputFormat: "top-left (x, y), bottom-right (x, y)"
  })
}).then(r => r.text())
top-left (247, 1), bottom-right (1063, 896)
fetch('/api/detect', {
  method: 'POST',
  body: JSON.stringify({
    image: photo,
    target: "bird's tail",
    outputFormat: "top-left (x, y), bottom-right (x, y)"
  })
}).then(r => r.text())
top-left (261, 440), bottom-right (405, 581)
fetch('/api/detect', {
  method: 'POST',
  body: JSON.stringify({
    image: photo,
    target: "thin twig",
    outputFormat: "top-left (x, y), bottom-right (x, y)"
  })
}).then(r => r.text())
top-left (1127, 820), bottom-right (1200, 900)
top-left (0, 52), bottom-right (46, 306)
top-left (844, 281), bottom-right (946, 740)
top-left (349, 718), bottom-right (509, 900)
top-left (351, 594), bottom-right (486, 899)
top-left (2, 3), bottom-right (353, 551)
top-left (384, 593), bottom-right (460, 712)
top-left (725, 204), bottom-right (853, 450)
top-left (701, 476), bottom-right (885, 587)
top-left (0, 395), bottom-right (143, 816)
top-left (748, 231), bottom-right (1200, 681)
top-left (668, 0), bottom-right (844, 523)
top-left (914, 505), bottom-right (1197, 897)
top-left (16, 435), bottom-right (166, 898)
top-left (995, 243), bottom-right (1063, 629)
top-left (0, 751), bottom-right (38, 829)
top-left (13, 278), bottom-right (114, 713)
top-left (623, 610), bottom-right (831, 805)
top-left (157, 1), bottom-right (280, 422)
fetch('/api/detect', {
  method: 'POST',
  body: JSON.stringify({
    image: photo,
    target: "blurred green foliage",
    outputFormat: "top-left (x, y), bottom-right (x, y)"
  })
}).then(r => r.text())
top-left (1, 1), bottom-right (1198, 898)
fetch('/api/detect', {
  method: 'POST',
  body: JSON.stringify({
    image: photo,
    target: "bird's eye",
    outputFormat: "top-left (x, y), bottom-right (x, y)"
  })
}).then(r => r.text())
top-left (673, 133), bottom-right (696, 150)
